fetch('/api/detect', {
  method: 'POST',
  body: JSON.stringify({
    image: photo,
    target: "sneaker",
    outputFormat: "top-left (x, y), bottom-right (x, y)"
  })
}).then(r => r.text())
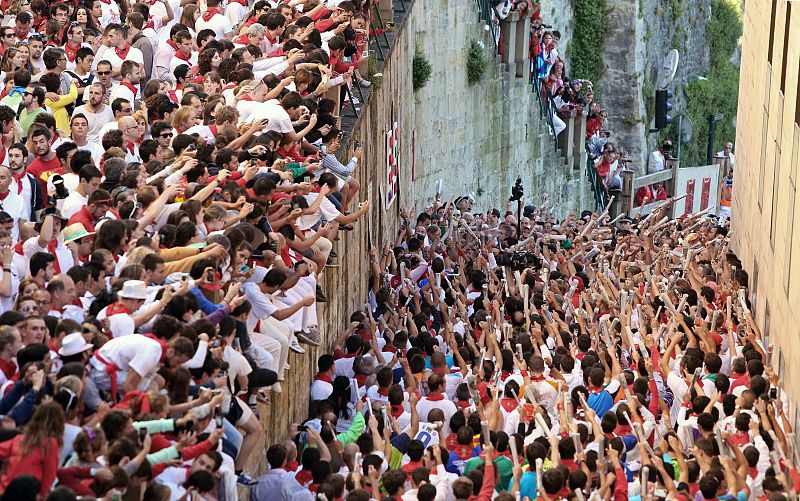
top-left (359, 78), bottom-right (372, 87)
top-left (237, 472), bottom-right (258, 486)
top-left (296, 330), bottom-right (321, 347)
top-left (271, 382), bottom-right (282, 393)
top-left (289, 336), bottom-right (306, 354)
top-left (328, 250), bottom-right (338, 258)
top-left (316, 286), bottom-right (328, 303)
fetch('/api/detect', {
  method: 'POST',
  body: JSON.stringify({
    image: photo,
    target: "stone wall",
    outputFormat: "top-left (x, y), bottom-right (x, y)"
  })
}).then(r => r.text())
top-left (406, 0), bottom-right (593, 215)
top-left (541, 0), bottom-right (712, 169)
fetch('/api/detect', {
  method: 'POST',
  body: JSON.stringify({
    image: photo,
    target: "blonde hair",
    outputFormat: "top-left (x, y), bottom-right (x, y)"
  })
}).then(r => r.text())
top-left (125, 245), bottom-right (155, 266)
top-left (172, 106), bottom-right (194, 130)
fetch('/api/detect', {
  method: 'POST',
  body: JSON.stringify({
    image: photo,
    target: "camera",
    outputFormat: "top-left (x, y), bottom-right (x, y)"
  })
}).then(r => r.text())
top-left (51, 175), bottom-right (68, 200)
top-left (496, 251), bottom-right (542, 271)
top-left (509, 177), bottom-right (524, 202)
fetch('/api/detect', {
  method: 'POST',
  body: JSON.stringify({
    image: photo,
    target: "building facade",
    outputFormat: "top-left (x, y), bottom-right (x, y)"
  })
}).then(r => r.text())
top-left (732, 0), bottom-right (800, 429)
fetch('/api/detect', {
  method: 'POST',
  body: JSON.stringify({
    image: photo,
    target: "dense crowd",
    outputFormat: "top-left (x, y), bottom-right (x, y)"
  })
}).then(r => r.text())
top-left (293, 194), bottom-right (798, 501)
top-left (0, 0), bottom-right (776, 500)
top-left (0, 0), bottom-right (381, 498)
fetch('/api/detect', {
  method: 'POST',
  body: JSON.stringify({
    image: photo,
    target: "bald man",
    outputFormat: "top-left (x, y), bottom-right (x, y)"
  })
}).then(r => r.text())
top-left (46, 274), bottom-right (83, 323)
top-left (119, 116), bottom-right (142, 163)
top-left (0, 166), bottom-right (24, 242)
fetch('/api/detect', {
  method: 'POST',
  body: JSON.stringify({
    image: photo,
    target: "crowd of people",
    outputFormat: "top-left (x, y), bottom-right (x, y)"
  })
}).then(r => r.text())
top-left (288, 193), bottom-right (799, 501)
top-left (0, 0), bottom-right (384, 498)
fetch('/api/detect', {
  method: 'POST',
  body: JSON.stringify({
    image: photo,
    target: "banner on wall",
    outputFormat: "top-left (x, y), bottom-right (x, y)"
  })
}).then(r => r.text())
top-left (385, 122), bottom-right (400, 208)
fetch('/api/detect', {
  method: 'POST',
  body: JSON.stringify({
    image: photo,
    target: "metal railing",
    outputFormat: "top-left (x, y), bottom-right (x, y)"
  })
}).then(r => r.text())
top-left (585, 153), bottom-right (607, 211)
top-left (475, 0), bottom-right (499, 52)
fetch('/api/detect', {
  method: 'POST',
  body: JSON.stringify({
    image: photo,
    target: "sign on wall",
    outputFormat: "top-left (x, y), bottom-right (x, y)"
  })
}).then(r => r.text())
top-left (386, 122), bottom-right (400, 208)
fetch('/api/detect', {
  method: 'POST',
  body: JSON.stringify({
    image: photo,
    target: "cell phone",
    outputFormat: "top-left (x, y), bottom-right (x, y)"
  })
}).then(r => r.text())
top-left (304, 176), bottom-right (311, 183)
top-left (206, 270), bottom-right (214, 281)
top-left (185, 420), bottom-right (194, 432)
top-left (292, 203), bottom-right (300, 211)
top-left (297, 424), bottom-right (309, 432)
top-left (239, 264), bottom-right (250, 274)
top-left (214, 407), bottom-right (223, 427)
top-left (354, 139), bottom-right (361, 149)
top-left (211, 338), bottom-right (222, 349)
top-left (239, 287), bottom-right (245, 295)
top-left (770, 388), bottom-right (777, 399)
top-left (138, 427), bottom-right (147, 444)
top-left (187, 144), bottom-right (196, 151)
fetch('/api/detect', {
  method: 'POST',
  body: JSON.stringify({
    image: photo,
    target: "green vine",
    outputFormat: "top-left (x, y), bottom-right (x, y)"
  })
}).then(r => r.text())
top-left (668, 0), bottom-right (741, 166)
top-left (466, 39), bottom-right (487, 86)
top-left (565, 0), bottom-right (611, 84)
top-left (412, 44), bottom-right (432, 91)
top-left (365, 55), bottom-right (383, 91)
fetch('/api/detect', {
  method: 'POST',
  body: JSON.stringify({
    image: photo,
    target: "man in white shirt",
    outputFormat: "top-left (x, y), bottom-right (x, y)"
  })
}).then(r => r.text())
top-left (69, 113), bottom-right (104, 165)
top-left (414, 373), bottom-right (457, 436)
top-left (309, 354), bottom-right (335, 401)
top-left (97, 98), bottom-right (133, 144)
top-left (108, 60), bottom-right (142, 105)
top-left (196, 0), bottom-right (234, 40)
top-left (61, 165), bottom-right (101, 220)
top-left (94, 24), bottom-right (144, 76)
top-left (74, 83), bottom-right (115, 143)
top-left (716, 142), bottom-right (735, 168)
top-left (0, 166), bottom-right (24, 242)
top-left (242, 266), bottom-right (315, 389)
top-left (648, 139), bottom-right (672, 174)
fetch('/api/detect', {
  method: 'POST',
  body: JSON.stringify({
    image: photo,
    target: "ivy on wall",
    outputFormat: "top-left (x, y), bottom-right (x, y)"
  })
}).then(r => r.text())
top-left (467, 39), bottom-right (487, 85)
top-left (566, 0), bottom-right (611, 84)
top-left (668, 0), bottom-right (741, 167)
top-left (413, 45), bottom-right (432, 91)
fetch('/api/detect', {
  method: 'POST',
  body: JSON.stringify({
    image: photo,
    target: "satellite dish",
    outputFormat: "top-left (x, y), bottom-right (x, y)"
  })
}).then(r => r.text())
top-left (657, 49), bottom-right (680, 89)
top-left (677, 114), bottom-right (693, 144)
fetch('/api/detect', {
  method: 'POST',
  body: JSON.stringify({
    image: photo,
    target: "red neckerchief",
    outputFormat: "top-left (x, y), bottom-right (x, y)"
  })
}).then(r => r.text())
top-left (401, 460), bottom-right (423, 474)
top-left (209, 124), bottom-right (218, 136)
top-left (14, 28), bottom-right (27, 42)
top-left (64, 42), bottom-right (80, 62)
top-left (614, 424), bottom-right (632, 436)
top-left (120, 81), bottom-right (137, 98)
top-left (499, 398), bottom-right (517, 412)
top-left (390, 404), bottom-right (404, 418)
top-left (10, 169), bottom-right (24, 194)
top-left (313, 373), bottom-right (331, 383)
top-left (588, 385), bottom-right (604, 394)
top-left (265, 30), bottom-right (278, 45)
top-left (166, 39), bottom-right (179, 53)
top-left (452, 444), bottom-right (473, 460)
top-left (142, 333), bottom-right (168, 362)
top-left (144, 19), bottom-right (155, 30)
top-left (355, 373), bottom-right (368, 387)
top-left (445, 433), bottom-right (458, 450)
top-left (228, 0), bottom-right (247, 5)
top-left (295, 469), bottom-right (312, 486)
top-left (377, 386), bottom-right (389, 397)
top-left (232, 34), bottom-right (249, 45)
top-left (431, 367), bottom-right (447, 375)
top-left (106, 301), bottom-right (131, 316)
top-left (201, 7), bottom-right (220, 22)
top-left (425, 392), bottom-right (445, 401)
top-left (0, 190), bottom-right (10, 202)
top-left (239, 94), bottom-right (254, 101)
top-left (114, 44), bottom-right (131, 60)
top-left (529, 374), bottom-right (545, 382)
top-left (125, 141), bottom-right (137, 156)
top-left (0, 358), bottom-right (16, 380)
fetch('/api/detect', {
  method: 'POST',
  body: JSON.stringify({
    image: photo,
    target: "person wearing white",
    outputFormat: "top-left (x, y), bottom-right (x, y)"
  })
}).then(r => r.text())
top-left (0, 167), bottom-right (24, 243)
top-left (61, 165), bottom-right (101, 220)
top-left (195, 0), bottom-right (234, 40)
top-left (73, 83), bottom-right (115, 143)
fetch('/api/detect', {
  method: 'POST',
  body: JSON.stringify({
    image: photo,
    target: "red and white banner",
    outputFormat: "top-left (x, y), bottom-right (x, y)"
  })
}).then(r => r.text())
top-left (386, 122), bottom-right (400, 208)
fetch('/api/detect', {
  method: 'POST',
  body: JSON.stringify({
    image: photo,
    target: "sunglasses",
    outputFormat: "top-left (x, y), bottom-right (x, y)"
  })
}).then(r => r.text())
top-left (3, 34), bottom-right (14, 38)
top-left (22, 91), bottom-right (32, 96)
top-left (20, 304), bottom-right (38, 312)
top-left (160, 132), bottom-right (173, 139)
top-left (96, 70), bottom-right (111, 75)
top-left (120, 108), bottom-right (132, 113)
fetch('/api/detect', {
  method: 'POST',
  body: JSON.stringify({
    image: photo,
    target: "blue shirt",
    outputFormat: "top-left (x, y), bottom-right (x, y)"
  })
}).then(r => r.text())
top-left (508, 471), bottom-right (537, 499)
top-left (189, 287), bottom-right (224, 315)
top-left (587, 389), bottom-right (614, 417)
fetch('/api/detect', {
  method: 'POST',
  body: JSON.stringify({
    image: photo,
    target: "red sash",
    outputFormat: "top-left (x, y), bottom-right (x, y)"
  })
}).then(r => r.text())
top-left (95, 350), bottom-right (121, 402)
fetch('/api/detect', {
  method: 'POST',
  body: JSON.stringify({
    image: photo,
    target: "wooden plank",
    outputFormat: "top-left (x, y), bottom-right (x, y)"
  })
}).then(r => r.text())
top-left (631, 169), bottom-right (674, 190)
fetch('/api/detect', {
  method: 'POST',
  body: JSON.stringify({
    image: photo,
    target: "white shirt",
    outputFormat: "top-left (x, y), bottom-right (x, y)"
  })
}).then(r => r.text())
top-left (75, 142), bottom-right (105, 166)
top-left (649, 149), bottom-right (666, 172)
top-left (94, 44), bottom-right (144, 71)
top-left (297, 193), bottom-right (340, 230)
top-left (109, 83), bottom-right (136, 107)
top-left (73, 105), bottom-right (115, 144)
top-left (9, 173), bottom-right (33, 221)
top-left (0, 191), bottom-right (24, 242)
top-left (61, 191), bottom-right (88, 220)
top-left (195, 11), bottom-right (233, 39)
top-left (243, 279), bottom-right (278, 333)
top-left (96, 305), bottom-right (137, 338)
top-left (415, 396), bottom-right (457, 435)
top-left (90, 334), bottom-right (163, 387)
top-left (309, 377), bottom-right (333, 401)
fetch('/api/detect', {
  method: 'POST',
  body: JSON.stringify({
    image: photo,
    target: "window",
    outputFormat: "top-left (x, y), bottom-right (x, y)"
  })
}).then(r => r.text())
top-left (770, 145), bottom-right (781, 247)
top-left (780, 3), bottom-right (791, 93)
top-left (768, 0), bottom-right (778, 63)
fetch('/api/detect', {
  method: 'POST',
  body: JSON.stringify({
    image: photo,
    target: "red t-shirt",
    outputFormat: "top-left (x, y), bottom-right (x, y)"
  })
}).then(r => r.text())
top-left (27, 156), bottom-right (62, 191)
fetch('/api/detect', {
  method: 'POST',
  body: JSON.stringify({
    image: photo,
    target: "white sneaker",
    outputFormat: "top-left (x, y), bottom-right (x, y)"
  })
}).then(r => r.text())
top-left (271, 382), bottom-right (282, 393)
top-left (359, 79), bottom-right (372, 87)
top-left (289, 336), bottom-right (305, 354)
